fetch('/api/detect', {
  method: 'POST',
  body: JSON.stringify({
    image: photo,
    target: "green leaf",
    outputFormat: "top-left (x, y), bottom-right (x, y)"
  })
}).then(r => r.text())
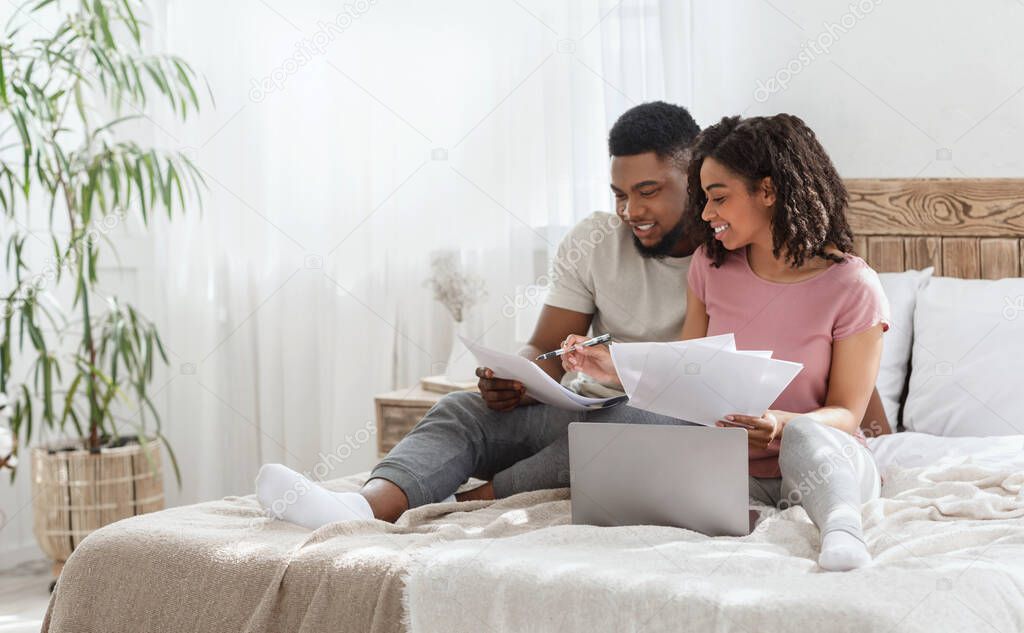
top-left (27, 318), bottom-right (45, 352)
top-left (74, 82), bottom-right (89, 131)
top-left (93, 0), bottom-right (117, 50)
top-left (88, 242), bottom-right (97, 283)
top-left (119, 0), bottom-right (141, 44)
top-left (20, 383), bottom-right (33, 448)
top-left (91, 114), bottom-right (142, 139)
top-left (171, 58), bottom-right (198, 112)
top-left (153, 330), bottom-right (169, 364)
top-left (42, 354), bottom-right (54, 423)
top-left (65, 405), bottom-right (84, 438)
top-left (169, 161), bottom-right (185, 211)
top-left (143, 60), bottom-right (169, 99)
top-left (160, 160), bottom-right (172, 211)
top-left (0, 46), bottom-right (8, 106)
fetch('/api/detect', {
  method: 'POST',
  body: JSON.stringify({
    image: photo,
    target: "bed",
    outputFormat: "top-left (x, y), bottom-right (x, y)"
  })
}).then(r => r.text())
top-left (42, 178), bottom-right (1024, 633)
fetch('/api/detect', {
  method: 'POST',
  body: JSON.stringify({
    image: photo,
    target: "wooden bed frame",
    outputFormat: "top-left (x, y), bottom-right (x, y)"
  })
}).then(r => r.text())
top-left (846, 178), bottom-right (1024, 277)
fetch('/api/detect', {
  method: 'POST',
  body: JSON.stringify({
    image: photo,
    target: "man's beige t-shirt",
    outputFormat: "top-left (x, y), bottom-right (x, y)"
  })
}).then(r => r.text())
top-left (544, 211), bottom-right (691, 396)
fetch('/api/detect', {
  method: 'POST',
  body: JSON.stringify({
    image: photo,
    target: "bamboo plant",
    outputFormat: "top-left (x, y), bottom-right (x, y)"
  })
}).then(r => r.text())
top-left (0, 0), bottom-right (208, 483)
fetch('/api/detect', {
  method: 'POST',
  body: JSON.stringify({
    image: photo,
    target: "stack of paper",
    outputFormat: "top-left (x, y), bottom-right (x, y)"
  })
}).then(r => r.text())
top-left (609, 333), bottom-right (802, 426)
top-left (459, 335), bottom-right (627, 411)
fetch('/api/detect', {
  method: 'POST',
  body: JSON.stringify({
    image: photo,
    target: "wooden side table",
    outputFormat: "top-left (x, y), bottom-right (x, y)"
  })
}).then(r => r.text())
top-left (374, 377), bottom-right (478, 457)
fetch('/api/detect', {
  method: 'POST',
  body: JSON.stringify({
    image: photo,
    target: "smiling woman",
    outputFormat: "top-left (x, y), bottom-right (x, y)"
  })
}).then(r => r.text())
top-left (563, 113), bottom-right (891, 572)
top-left (684, 114), bottom-right (889, 571)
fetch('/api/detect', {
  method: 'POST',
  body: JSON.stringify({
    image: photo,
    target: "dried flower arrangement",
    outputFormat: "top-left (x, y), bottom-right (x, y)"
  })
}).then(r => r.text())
top-left (424, 252), bottom-right (487, 323)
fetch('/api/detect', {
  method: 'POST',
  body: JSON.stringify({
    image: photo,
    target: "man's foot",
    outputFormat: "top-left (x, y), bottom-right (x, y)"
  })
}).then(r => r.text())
top-left (256, 463), bottom-right (373, 529)
top-left (818, 529), bottom-right (871, 571)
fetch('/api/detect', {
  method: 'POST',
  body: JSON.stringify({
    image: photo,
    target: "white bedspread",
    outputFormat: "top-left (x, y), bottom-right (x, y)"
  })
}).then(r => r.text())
top-left (404, 460), bottom-right (1024, 633)
top-left (869, 431), bottom-right (1024, 472)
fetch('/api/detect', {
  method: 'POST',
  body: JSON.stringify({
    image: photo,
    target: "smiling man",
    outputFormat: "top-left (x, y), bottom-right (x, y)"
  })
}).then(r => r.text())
top-left (529, 102), bottom-right (700, 401)
top-left (255, 102), bottom-right (708, 527)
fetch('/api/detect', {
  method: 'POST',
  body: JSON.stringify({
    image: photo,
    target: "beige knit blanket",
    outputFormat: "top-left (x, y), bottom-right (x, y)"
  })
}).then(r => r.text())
top-left (42, 474), bottom-right (570, 633)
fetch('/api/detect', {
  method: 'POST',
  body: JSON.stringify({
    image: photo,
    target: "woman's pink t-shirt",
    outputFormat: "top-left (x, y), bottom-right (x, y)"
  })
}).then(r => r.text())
top-left (687, 245), bottom-right (891, 478)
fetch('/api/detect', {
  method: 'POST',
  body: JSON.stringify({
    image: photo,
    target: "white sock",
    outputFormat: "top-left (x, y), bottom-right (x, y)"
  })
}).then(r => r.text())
top-left (256, 463), bottom-right (373, 530)
top-left (818, 529), bottom-right (871, 571)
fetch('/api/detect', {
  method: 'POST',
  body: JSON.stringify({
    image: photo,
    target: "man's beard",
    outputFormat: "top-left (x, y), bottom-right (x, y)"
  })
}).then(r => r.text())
top-left (632, 216), bottom-right (688, 259)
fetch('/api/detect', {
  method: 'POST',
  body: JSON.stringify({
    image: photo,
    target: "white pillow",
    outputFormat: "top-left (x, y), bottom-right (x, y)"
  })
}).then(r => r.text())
top-left (904, 275), bottom-right (1024, 436)
top-left (875, 268), bottom-right (933, 427)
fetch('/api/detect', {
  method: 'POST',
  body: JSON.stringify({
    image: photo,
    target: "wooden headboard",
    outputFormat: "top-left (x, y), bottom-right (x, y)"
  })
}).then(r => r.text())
top-left (845, 179), bottom-right (1024, 278)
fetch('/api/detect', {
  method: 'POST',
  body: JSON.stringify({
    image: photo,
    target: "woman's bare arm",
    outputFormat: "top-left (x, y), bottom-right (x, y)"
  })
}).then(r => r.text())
top-left (860, 388), bottom-right (892, 437)
top-left (771, 324), bottom-right (885, 435)
top-left (680, 286), bottom-right (709, 341)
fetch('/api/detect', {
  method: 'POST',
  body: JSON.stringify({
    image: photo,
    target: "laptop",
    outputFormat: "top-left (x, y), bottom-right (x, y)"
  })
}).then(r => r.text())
top-left (568, 422), bottom-right (751, 537)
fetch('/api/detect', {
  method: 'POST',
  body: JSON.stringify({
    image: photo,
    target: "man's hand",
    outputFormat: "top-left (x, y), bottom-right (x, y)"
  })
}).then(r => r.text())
top-left (476, 367), bottom-right (534, 412)
top-left (716, 411), bottom-right (783, 451)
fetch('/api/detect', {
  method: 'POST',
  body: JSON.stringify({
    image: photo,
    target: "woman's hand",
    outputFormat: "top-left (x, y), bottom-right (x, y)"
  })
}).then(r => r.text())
top-left (716, 410), bottom-right (784, 451)
top-left (560, 334), bottom-right (620, 387)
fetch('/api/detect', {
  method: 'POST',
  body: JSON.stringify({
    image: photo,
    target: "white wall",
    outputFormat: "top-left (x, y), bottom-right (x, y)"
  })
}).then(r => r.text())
top-left (688, 0), bottom-right (1024, 176)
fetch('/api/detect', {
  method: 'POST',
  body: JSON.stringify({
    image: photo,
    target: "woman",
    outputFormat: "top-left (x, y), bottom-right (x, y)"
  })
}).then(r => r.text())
top-left (562, 113), bottom-right (890, 572)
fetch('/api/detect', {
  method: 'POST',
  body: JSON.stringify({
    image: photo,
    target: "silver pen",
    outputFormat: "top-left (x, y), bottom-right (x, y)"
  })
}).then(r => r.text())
top-left (535, 333), bottom-right (612, 361)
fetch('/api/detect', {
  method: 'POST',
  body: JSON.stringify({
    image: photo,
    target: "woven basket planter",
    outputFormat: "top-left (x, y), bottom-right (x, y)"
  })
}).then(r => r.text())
top-left (31, 438), bottom-right (165, 564)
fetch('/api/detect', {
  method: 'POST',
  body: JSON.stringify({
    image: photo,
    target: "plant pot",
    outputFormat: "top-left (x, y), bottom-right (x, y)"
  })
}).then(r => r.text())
top-left (31, 438), bottom-right (165, 566)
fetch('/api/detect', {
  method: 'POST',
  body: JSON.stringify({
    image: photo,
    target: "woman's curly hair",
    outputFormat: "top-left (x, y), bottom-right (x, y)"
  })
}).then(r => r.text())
top-left (684, 114), bottom-right (854, 268)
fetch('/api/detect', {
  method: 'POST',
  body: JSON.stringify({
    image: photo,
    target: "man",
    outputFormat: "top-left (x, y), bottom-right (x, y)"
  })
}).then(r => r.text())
top-left (255, 102), bottom-right (889, 528)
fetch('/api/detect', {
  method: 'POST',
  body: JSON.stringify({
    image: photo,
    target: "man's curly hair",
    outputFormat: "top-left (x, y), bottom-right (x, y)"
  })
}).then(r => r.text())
top-left (608, 101), bottom-right (700, 163)
top-left (684, 114), bottom-right (854, 268)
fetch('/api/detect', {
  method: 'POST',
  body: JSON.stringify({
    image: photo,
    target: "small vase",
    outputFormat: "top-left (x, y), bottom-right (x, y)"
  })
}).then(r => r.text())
top-left (445, 322), bottom-right (479, 382)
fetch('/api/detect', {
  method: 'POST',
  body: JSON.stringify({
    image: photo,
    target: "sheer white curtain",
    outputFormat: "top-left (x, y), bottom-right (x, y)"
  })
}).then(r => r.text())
top-left (142, 0), bottom-right (692, 509)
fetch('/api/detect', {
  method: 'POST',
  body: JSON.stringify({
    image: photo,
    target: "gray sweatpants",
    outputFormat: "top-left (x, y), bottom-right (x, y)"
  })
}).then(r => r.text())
top-left (370, 390), bottom-right (695, 507)
top-left (371, 393), bottom-right (880, 537)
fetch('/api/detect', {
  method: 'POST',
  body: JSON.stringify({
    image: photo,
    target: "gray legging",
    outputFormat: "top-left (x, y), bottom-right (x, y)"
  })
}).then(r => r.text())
top-left (371, 392), bottom-right (879, 537)
top-left (752, 415), bottom-right (880, 538)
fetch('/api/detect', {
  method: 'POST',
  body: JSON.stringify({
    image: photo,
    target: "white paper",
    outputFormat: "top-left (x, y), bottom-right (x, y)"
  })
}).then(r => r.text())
top-left (459, 335), bottom-right (626, 411)
top-left (610, 334), bottom-right (802, 425)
